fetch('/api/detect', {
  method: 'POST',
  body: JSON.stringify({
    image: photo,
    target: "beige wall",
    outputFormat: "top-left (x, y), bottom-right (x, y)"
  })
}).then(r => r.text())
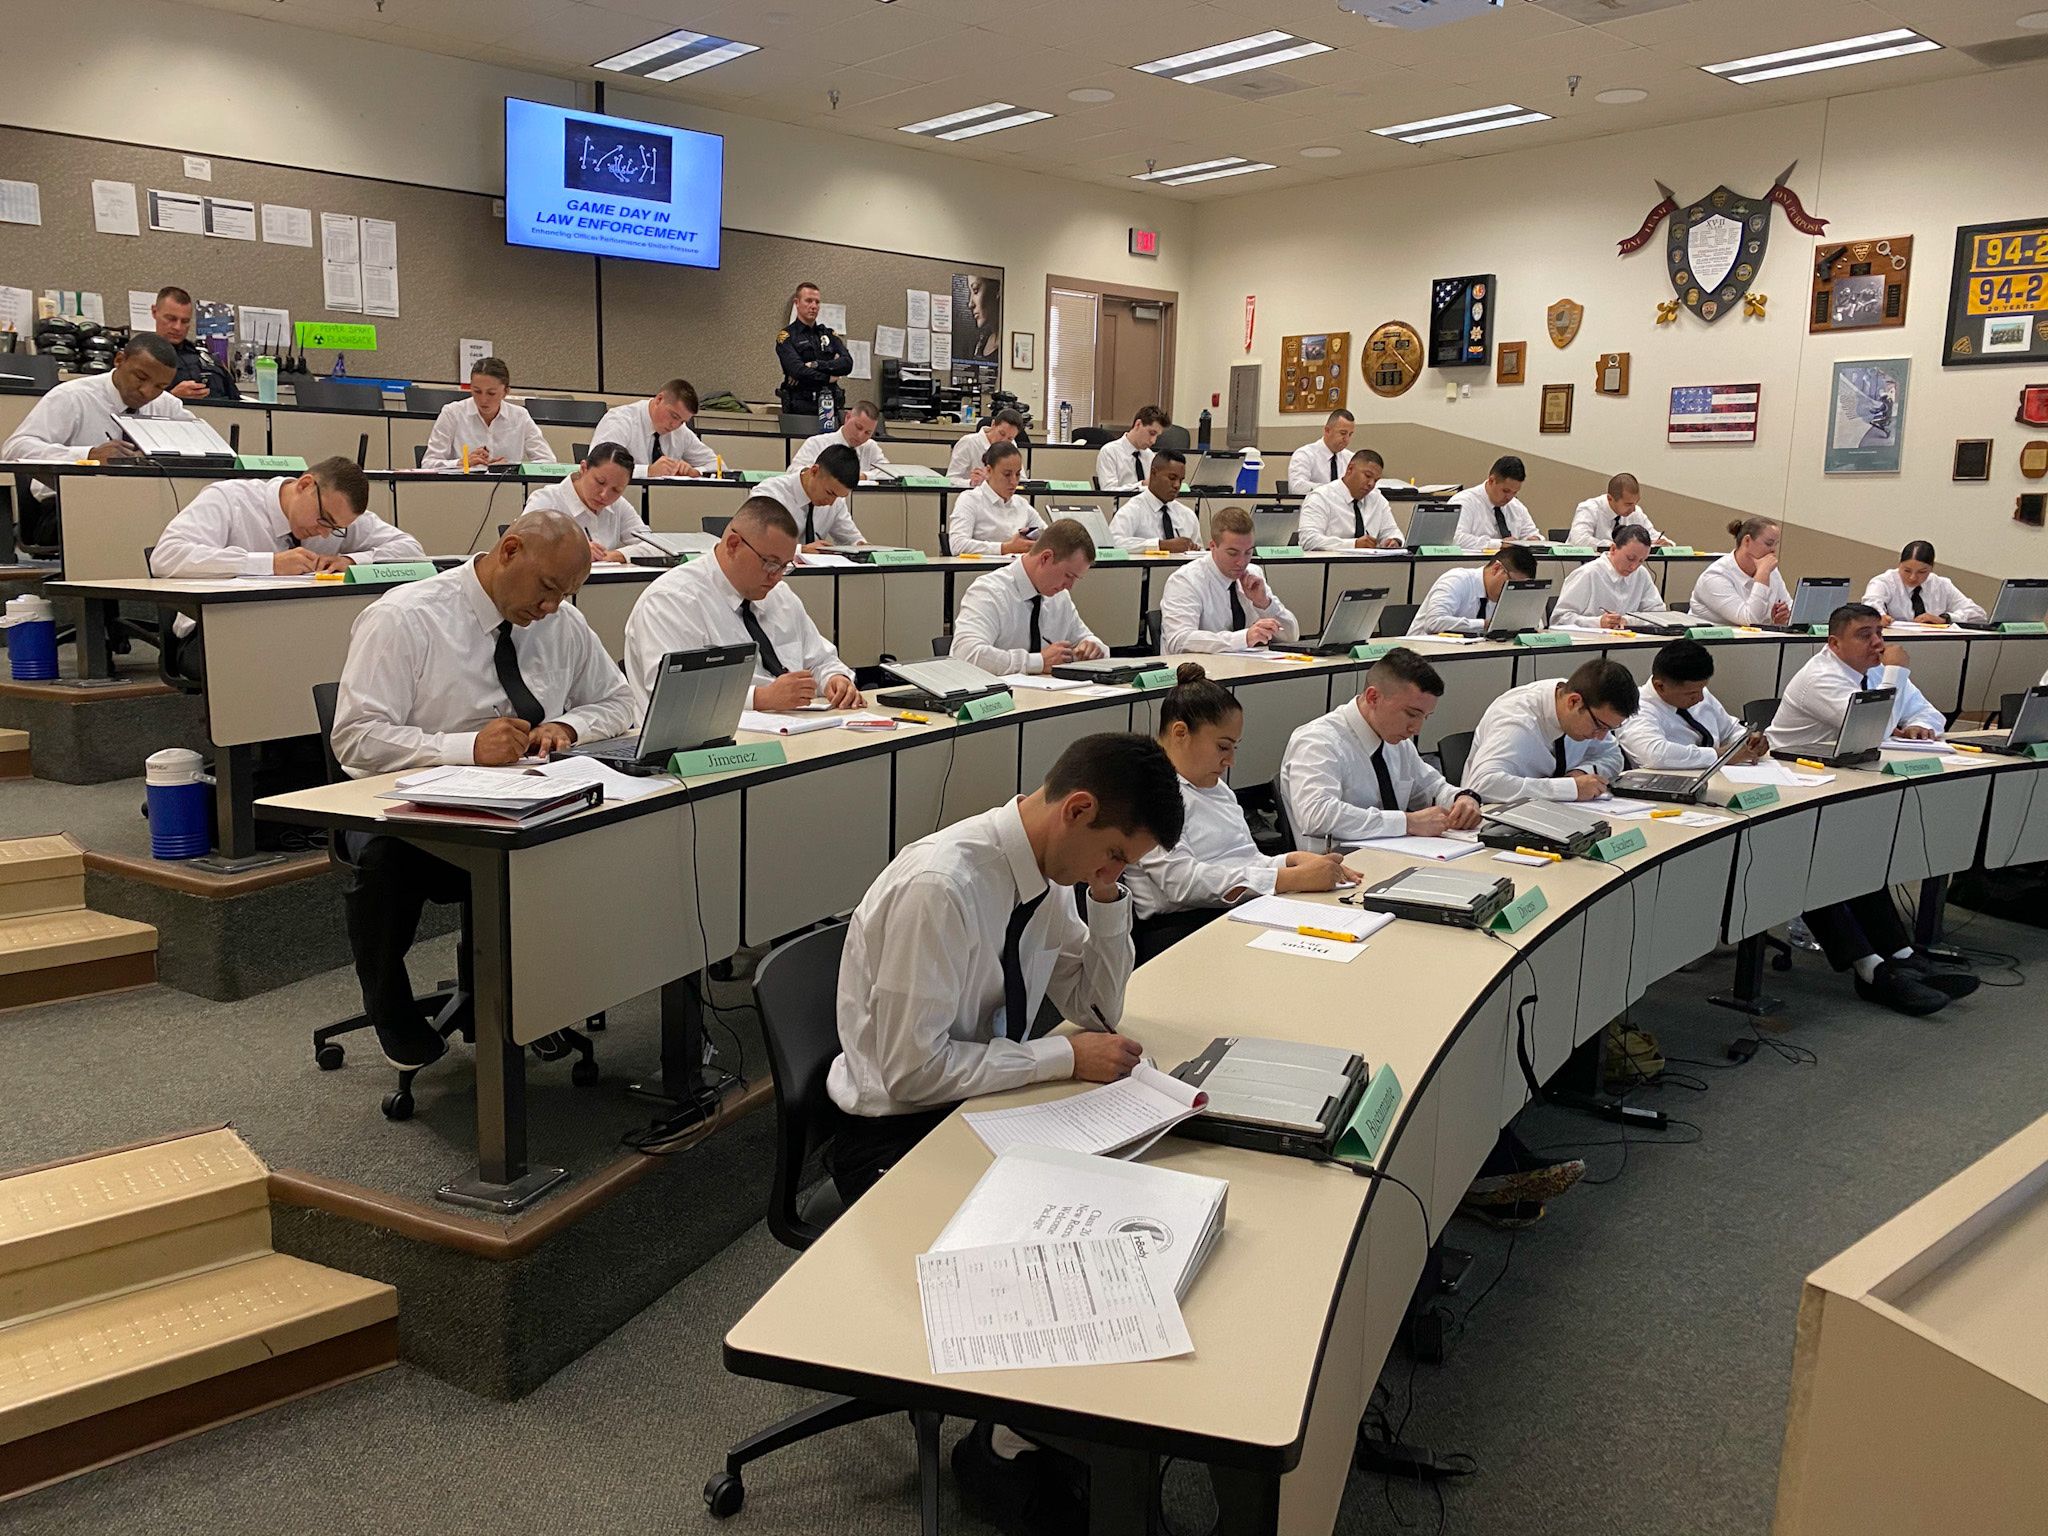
top-left (1185, 62), bottom-right (2048, 591)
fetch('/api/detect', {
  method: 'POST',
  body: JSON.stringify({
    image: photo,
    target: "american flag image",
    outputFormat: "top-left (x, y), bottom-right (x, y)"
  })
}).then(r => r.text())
top-left (1668, 383), bottom-right (1761, 444)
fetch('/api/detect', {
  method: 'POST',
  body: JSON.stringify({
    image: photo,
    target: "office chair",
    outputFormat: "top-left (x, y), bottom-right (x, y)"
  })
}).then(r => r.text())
top-left (704, 924), bottom-right (944, 1532)
top-left (308, 683), bottom-right (601, 1120)
top-left (1436, 730), bottom-right (1476, 784)
top-left (1071, 426), bottom-right (1112, 447)
top-left (403, 385), bottom-right (465, 415)
top-left (354, 432), bottom-right (369, 469)
top-left (412, 445), bottom-right (427, 467)
top-left (141, 545), bottom-right (202, 694)
top-left (776, 412), bottom-right (822, 437)
top-left (1156, 424), bottom-right (1191, 454)
top-left (1246, 774), bottom-right (1296, 858)
top-left (703, 515), bottom-right (732, 538)
top-left (525, 397), bottom-right (605, 427)
top-left (1547, 526), bottom-right (1571, 543)
top-left (1742, 697), bottom-right (1779, 733)
top-left (1999, 692), bottom-right (2023, 728)
top-left (1380, 603), bottom-right (1419, 638)
top-left (0, 354), bottom-right (60, 388)
top-left (1143, 607), bottom-right (1162, 651)
top-left (931, 633), bottom-right (951, 657)
top-left (293, 378), bottom-right (385, 412)
top-left (572, 442), bottom-right (589, 463)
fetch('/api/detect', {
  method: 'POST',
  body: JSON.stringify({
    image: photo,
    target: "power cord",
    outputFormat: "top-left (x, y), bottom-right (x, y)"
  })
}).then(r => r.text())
top-left (462, 473), bottom-right (510, 556)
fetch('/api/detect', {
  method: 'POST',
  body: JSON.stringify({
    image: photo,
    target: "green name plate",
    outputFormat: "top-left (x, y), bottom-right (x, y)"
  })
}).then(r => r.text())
top-left (1589, 826), bottom-right (1649, 863)
top-left (1351, 641), bottom-right (1395, 662)
top-left (957, 691), bottom-right (1016, 723)
top-left (2026, 742), bottom-right (2048, 760)
top-left (1551, 544), bottom-right (1597, 557)
top-left (1092, 547), bottom-right (1132, 562)
top-left (1664, 546), bottom-right (1697, 557)
top-left (1334, 1065), bottom-right (1403, 1165)
top-left (294, 321), bottom-right (377, 351)
top-left (1254, 545), bottom-right (1301, 559)
top-left (740, 469), bottom-right (779, 483)
top-left (521, 461), bottom-right (573, 478)
top-left (1489, 885), bottom-right (1550, 934)
top-left (2000, 621), bottom-right (2048, 635)
top-left (236, 454), bottom-right (306, 472)
top-left (1047, 479), bottom-right (1093, 492)
top-left (1806, 623), bottom-right (1830, 636)
top-left (1726, 784), bottom-right (1781, 811)
top-left (1514, 630), bottom-right (1572, 648)
top-left (899, 475), bottom-right (952, 488)
top-left (1131, 667), bottom-right (1177, 690)
top-left (343, 561), bottom-right (436, 584)
top-left (1416, 545), bottom-right (1465, 557)
top-left (1882, 755), bottom-right (1944, 778)
top-left (671, 739), bottom-right (786, 777)
top-left (1688, 626), bottom-right (1736, 640)
top-left (869, 547), bottom-right (928, 566)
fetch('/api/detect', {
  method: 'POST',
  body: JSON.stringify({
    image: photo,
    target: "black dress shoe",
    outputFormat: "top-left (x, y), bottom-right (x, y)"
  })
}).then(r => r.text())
top-left (377, 1024), bottom-right (449, 1073)
top-left (951, 1422), bottom-right (1087, 1536)
top-left (1891, 952), bottom-right (1981, 1000)
top-left (1854, 960), bottom-right (1949, 1017)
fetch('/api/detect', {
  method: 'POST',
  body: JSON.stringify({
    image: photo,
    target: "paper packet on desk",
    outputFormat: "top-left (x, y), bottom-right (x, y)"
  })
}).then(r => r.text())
top-left (963, 1063), bottom-right (1207, 1160)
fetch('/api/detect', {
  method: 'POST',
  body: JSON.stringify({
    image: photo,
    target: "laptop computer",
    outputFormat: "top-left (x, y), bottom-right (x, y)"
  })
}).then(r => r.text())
top-left (1350, 866), bottom-right (1517, 929)
top-left (1947, 684), bottom-right (2048, 753)
top-left (1611, 728), bottom-right (1752, 804)
top-left (1756, 576), bottom-right (1850, 632)
top-left (1275, 586), bottom-right (1391, 656)
top-left (1049, 656), bottom-right (1167, 684)
top-left (1057, 506), bottom-right (1116, 552)
top-left (1958, 578), bottom-right (2048, 630)
top-left (1187, 452), bottom-right (1244, 489)
top-left (1478, 800), bottom-right (1610, 858)
top-left (1771, 686), bottom-right (1895, 768)
top-left (566, 644), bottom-right (753, 773)
top-left (1168, 1037), bottom-right (1367, 1159)
top-left (1483, 578), bottom-right (1556, 641)
top-left (1405, 502), bottom-right (1461, 547)
top-left (1249, 506), bottom-right (1300, 546)
top-left (1619, 610), bottom-right (1692, 637)
top-left (875, 657), bottom-right (1011, 713)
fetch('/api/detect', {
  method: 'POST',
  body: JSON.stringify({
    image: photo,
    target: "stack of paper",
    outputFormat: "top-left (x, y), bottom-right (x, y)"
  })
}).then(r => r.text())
top-left (376, 766), bottom-right (601, 827)
top-left (917, 1235), bottom-right (1193, 1375)
top-left (1225, 894), bottom-right (1393, 940)
top-left (1349, 831), bottom-right (1483, 861)
top-left (1881, 737), bottom-right (1955, 754)
top-left (738, 711), bottom-right (842, 736)
top-left (963, 1063), bottom-right (1207, 1159)
top-left (530, 753), bottom-right (674, 803)
top-left (1725, 762), bottom-right (1834, 787)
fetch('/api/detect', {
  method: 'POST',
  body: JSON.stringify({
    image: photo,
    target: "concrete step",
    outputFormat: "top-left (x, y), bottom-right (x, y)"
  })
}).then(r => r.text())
top-left (0, 909), bottom-right (158, 1011)
top-left (0, 729), bottom-right (26, 780)
top-left (0, 835), bottom-right (84, 919)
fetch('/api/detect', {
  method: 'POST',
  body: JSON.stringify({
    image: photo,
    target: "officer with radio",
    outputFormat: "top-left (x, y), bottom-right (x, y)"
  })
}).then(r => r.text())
top-left (775, 282), bottom-right (852, 418)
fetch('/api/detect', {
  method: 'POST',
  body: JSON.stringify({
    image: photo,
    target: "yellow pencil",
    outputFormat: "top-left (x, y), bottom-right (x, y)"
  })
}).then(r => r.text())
top-left (1649, 808), bottom-right (1681, 819)
top-left (1795, 758), bottom-right (1827, 771)
top-left (1296, 926), bottom-right (1362, 943)
top-left (1513, 846), bottom-right (1562, 862)
top-left (1951, 742), bottom-right (1984, 753)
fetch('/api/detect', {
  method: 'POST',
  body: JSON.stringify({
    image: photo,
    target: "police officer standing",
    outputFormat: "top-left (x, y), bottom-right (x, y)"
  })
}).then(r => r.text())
top-left (775, 282), bottom-right (852, 418)
top-left (151, 286), bottom-right (239, 401)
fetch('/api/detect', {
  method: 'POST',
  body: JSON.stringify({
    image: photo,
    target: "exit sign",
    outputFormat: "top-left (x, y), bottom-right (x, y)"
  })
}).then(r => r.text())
top-left (1129, 228), bottom-right (1159, 257)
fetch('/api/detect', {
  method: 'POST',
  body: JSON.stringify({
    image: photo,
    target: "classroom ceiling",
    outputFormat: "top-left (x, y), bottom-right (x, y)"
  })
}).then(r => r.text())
top-left (181, 0), bottom-right (2048, 199)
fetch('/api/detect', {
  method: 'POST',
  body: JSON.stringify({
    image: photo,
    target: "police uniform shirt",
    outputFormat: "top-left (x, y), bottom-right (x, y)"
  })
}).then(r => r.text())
top-left (1279, 701), bottom-right (1472, 852)
top-left (951, 558), bottom-right (1101, 676)
top-left (420, 396), bottom-right (552, 469)
top-left (1298, 481), bottom-right (1398, 551)
top-left (1124, 777), bottom-right (1285, 919)
top-left (1567, 496), bottom-right (1663, 546)
top-left (1860, 568), bottom-right (1988, 624)
top-left (755, 470), bottom-right (864, 547)
top-left (789, 429), bottom-right (887, 479)
top-left (1688, 553), bottom-right (1791, 626)
top-left (1093, 432), bottom-right (1154, 492)
top-left (1766, 649), bottom-right (1942, 754)
top-left (170, 338), bottom-right (238, 401)
top-left (1552, 554), bottom-right (1665, 626)
top-left (1159, 554), bottom-right (1298, 654)
top-left (1464, 678), bottom-right (1624, 802)
top-left (622, 551), bottom-right (853, 713)
top-left (522, 474), bottom-right (658, 557)
top-left (776, 318), bottom-right (853, 407)
top-left (948, 482), bottom-right (1040, 557)
top-left (1449, 484), bottom-right (1540, 551)
top-left (590, 400), bottom-right (718, 473)
top-left (1107, 490), bottom-right (1197, 551)
top-left (1286, 440), bottom-right (1352, 495)
top-left (1616, 687), bottom-right (1743, 771)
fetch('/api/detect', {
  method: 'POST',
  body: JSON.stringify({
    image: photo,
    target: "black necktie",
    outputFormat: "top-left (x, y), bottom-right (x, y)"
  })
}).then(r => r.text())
top-left (1552, 736), bottom-right (1569, 775)
top-left (1370, 743), bottom-right (1398, 810)
top-left (492, 621), bottom-right (545, 727)
top-left (804, 505), bottom-right (817, 544)
top-left (1001, 888), bottom-right (1050, 1040)
top-left (1329, 454), bottom-right (1339, 481)
top-left (1493, 505), bottom-right (1511, 538)
top-left (1473, 583), bottom-right (1488, 620)
top-left (1133, 452), bottom-right (1143, 483)
top-left (1160, 502), bottom-right (1175, 542)
top-left (1910, 587), bottom-right (1926, 617)
top-left (1860, 672), bottom-right (1873, 691)
top-left (738, 600), bottom-right (787, 676)
top-left (1027, 594), bottom-right (1042, 651)
top-left (1226, 582), bottom-right (1245, 631)
top-left (1675, 706), bottom-right (1714, 746)
top-left (283, 532), bottom-right (301, 549)
top-left (1352, 499), bottom-right (1366, 539)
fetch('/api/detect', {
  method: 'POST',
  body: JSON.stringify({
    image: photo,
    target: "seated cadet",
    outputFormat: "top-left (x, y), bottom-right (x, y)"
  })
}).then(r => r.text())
top-left (947, 406), bottom-right (1025, 485)
top-left (623, 495), bottom-right (860, 714)
top-left (1690, 516), bottom-right (1792, 626)
top-left (826, 730), bottom-right (1183, 1198)
top-left (789, 399), bottom-right (889, 478)
top-left (1553, 525), bottom-right (1670, 628)
top-left (420, 356), bottom-right (551, 469)
top-left (1278, 647), bottom-right (1483, 852)
top-left (1093, 404), bottom-right (1169, 491)
top-left (592, 378), bottom-right (719, 477)
top-left (1298, 448), bottom-right (1400, 550)
top-left (1159, 505), bottom-right (1299, 654)
top-left (1106, 448), bottom-right (1196, 552)
top-left (151, 286), bottom-right (238, 401)
top-left (754, 443), bottom-right (865, 550)
top-left (1449, 454), bottom-right (1540, 551)
top-left (947, 441), bottom-right (1040, 556)
top-left (1862, 540), bottom-right (1988, 626)
top-left (1567, 472), bottom-right (1669, 546)
top-left (1615, 639), bottom-right (1768, 769)
top-left (1124, 664), bottom-right (1353, 957)
top-left (331, 509), bottom-right (635, 1068)
top-left (2, 334), bottom-right (190, 530)
top-left (1464, 657), bottom-right (1637, 803)
top-left (1408, 544), bottom-right (1540, 634)
top-left (1766, 603), bottom-right (1976, 1016)
top-left (1286, 408), bottom-right (1355, 495)
top-left (950, 519), bottom-right (1107, 676)
top-left (521, 442), bottom-right (655, 563)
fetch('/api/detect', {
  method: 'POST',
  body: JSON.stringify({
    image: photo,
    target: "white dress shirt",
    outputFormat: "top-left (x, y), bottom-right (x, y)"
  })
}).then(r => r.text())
top-left (947, 483), bottom-right (1039, 557)
top-left (1450, 484), bottom-right (1539, 551)
top-left (1286, 441), bottom-right (1352, 496)
top-left (1094, 432), bottom-right (1154, 491)
top-left (332, 557), bottom-right (633, 776)
top-left (150, 477), bottom-right (422, 578)
top-left (522, 474), bottom-right (657, 557)
top-left (947, 428), bottom-right (992, 480)
top-left (590, 400), bottom-right (718, 473)
top-left (1107, 491), bottom-right (1197, 551)
top-left (1553, 556), bottom-right (1668, 626)
top-left (1298, 482), bottom-right (1398, 551)
top-left (1861, 568), bottom-right (1988, 624)
top-left (1159, 555), bottom-right (1298, 653)
top-left (1617, 687), bottom-right (1743, 770)
top-left (1465, 678), bottom-right (1624, 802)
top-left (1766, 649), bottom-right (1942, 754)
top-left (1567, 496), bottom-right (1663, 546)
top-left (789, 428), bottom-right (887, 478)
top-left (826, 797), bottom-right (1132, 1116)
top-left (1125, 777), bottom-right (1284, 918)
top-left (420, 397), bottom-right (551, 469)
top-left (1410, 566), bottom-right (1495, 635)
top-left (1688, 553), bottom-right (1790, 625)
top-left (1279, 702), bottom-right (1472, 852)
top-left (755, 470), bottom-right (864, 546)
top-left (623, 553), bottom-right (852, 713)
top-left (951, 558), bottom-right (1101, 676)
top-left (3, 374), bottom-right (195, 501)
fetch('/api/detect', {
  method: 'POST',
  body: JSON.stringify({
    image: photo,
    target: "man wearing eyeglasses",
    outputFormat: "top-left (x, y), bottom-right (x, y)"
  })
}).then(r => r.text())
top-left (1463, 657), bottom-right (1639, 803)
top-left (623, 495), bottom-right (862, 715)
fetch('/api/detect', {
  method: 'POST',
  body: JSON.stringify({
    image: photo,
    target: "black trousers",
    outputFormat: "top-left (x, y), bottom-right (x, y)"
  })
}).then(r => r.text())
top-left (343, 834), bottom-right (468, 1052)
top-left (1802, 891), bottom-right (1910, 972)
top-left (824, 1104), bottom-right (956, 1207)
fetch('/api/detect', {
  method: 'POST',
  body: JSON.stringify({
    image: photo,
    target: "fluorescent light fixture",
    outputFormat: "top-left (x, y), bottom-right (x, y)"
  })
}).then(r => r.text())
top-left (1134, 31), bottom-right (1333, 84)
top-left (900, 102), bottom-right (1052, 140)
top-left (937, 110), bottom-right (1053, 140)
top-left (1372, 103), bottom-right (1529, 137)
top-left (1131, 157), bottom-right (1253, 181)
top-left (1398, 110), bottom-right (1549, 143)
top-left (1702, 27), bottom-right (1940, 84)
top-left (593, 29), bottom-right (759, 78)
top-left (1162, 162), bottom-right (1277, 186)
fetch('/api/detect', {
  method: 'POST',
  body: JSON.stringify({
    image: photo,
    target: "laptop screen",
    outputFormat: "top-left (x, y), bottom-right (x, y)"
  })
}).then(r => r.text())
top-left (1837, 688), bottom-right (1896, 759)
top-left (1320, 588), bottom-right (1390, 644)
top-left (1788, 577), bottom-right (1850, 627)
top-left (1991, 579), bottom-right (2048, 625)
top-left (1406, 503), bottom-right (1460, 546)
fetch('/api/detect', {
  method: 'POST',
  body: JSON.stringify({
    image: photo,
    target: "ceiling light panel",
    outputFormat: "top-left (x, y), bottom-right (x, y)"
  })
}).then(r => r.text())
top-left (1134, 32), bottom-right (1333, 84)
top-left (900, 102), bottom-right (1052, 140)
top-left (593, 30), bottom-right (759, 78)
top-left (1701, 28), bottom-right (1942, 85)
top-left (1373, 105), bottom-right (1549, 143)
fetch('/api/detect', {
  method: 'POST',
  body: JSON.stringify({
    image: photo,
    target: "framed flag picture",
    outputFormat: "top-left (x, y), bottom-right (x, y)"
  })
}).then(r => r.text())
top-left (1668, 382), bottom-right (1761, 445)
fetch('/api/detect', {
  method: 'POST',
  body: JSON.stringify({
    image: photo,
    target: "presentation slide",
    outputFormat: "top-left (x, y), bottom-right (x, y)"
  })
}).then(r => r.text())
top-left (504, 98), bottom-right (723, 269)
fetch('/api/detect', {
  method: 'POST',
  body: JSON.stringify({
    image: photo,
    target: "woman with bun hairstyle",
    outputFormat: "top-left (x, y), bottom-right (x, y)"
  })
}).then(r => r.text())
top-left (1861, 540), bottom-right (1988, 626)
top-left (1689, 515), bottom-right (1792, 626)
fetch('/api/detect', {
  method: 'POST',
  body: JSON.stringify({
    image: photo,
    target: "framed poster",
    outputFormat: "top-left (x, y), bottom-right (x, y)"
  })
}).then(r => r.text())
top-left (1009, 331), bottom-right (1033, 370)
top-left (1279, 331), bottom-right (1349, 413)
top-left (1429, 274), bottom-right (1493, 367)
top-left (1668, 383), bottom-right (1761, 444)
top-left (1496, 340), bottom-right (1526, 385)
top-left (1953, 439), bottom-right (1992, 482)
top-left (1943, 218), bottom-right (2048, 367)
top-left (1539, 382), bottom-right (1573, 434)
top-left (1811, 236), bottom-right (1913, 333)
top-left (1825, 359), bottom-right (1909, 474)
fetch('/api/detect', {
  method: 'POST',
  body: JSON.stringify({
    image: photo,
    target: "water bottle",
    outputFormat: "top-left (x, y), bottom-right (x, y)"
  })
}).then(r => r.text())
top-left (1056, 400), bottom-right (1073, 440)
top-left (332, 352), bottom-right (348, 377)
top-left (1197, 408), bottom-right (1213, 453)
top-left (818, 391), bottom-right (836, 431)
top-left (144, 748), bottom-right (214, 861)
top-left (255, 355), bottom-right (279, 405)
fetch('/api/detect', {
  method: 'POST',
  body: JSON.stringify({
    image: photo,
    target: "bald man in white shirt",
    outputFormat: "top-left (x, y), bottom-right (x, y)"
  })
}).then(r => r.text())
top-left (1567, 472), bottom-right (1670, 547)
top-left (1298, 449), bottom-right (1400, 550)
top-left (789, 400), bottom-right (888, 479)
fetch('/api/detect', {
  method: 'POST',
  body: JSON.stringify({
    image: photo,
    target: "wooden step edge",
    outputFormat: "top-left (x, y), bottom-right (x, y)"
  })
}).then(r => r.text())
top-left (0, 911), bottom-right (157, 984)
top-left (0, 950), bottom-right (157, 1014)
top-left (0, 1209), bottom-right (274, 1331)
top-left (0, 731), bottom-right (28, 780)
top-left (0, 878), bottom-right (88, 923)
top-left (0, 834), bottom-right (74, 874)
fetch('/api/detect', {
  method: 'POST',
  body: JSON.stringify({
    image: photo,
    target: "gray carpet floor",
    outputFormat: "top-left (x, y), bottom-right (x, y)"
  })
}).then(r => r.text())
top-left (8, 906), bottom-right (2046, 1535)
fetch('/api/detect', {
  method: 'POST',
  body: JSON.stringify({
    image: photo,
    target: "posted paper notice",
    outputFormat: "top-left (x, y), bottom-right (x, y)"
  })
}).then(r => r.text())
top-left (917, 1236), bottom-right (1193, 1375)
top-left (91, 180), bottom-right (140, 236)
top-left (262, 204), bottom-right (313, 247)
top-left (147, 189), bottom-right (205, 235)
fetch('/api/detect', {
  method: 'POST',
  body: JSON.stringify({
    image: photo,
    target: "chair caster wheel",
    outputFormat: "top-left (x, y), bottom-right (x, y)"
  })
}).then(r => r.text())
top-left (382, 1089), bottom-right (414, 1121)
top-left (571, 1059), bottom-right (600, 1088)
top-left (530, 1031), bottom-right (571, 1062)
top-left (1770, 953), bottom-right (1793, 973)
top-left (703, 1472), bottom-right (744, 1518)
top-left (315, 1043), bottom-right (345, 1070)
top-left (585, 1012), bottom-right (606, 1032)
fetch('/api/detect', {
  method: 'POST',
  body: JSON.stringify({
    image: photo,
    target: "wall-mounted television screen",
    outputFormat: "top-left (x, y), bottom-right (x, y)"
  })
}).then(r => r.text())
top-left (503, 97), bottom-right (723, 268)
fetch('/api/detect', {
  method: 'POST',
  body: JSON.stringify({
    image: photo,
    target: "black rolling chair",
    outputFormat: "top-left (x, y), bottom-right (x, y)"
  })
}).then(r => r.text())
top-left (704, 925), bottom-right (944, 1531)
top-left (1380, 603), bottom-right (1419, 638)
top-left (142, 545), bottom-right (202, 694)
top-left (413, 445), bottom-right (427, 467)
top-left (1998, 692), bottom-right (2024, 728)
top-left (931, 633), bottom-right (951, 657)
top-left (1436, 730), bottom-right (1476, 784)
top-left (403, 385), bottom-right (465, 415)
top-left (1143, 606), bottom-right (1163, 651)
top-left (777, 412), bottom-right (823, 437)
top-left (1156, 424), bottom-right (1191, 454)
top-left (1071, 426), bottom-right (1112, 448)
top-left (572, 442), bottom-right (590, 463)
top-left (526, 397), bottom-right (606, 427)
top-left (1742, 697), bottom-right (1779, 732)
top-left (1246, 774), bottom-right (1296, 858)
top-left (293, 378), bottom-right (385, 412)
top-left (703, 515), bottom-right (732, 538)
top-left (1547, 526), bottom-right (1571, 543)
top-left (354, 432), bottom-right (369, 469)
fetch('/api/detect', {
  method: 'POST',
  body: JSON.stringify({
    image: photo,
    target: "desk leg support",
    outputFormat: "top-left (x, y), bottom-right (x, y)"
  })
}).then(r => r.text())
top-left (1209, 1466), bottom-right (1281, 1536)
top-left (1915, 875), bottom-right (1953, 953)
top-left (628, 974), bottom-right (722, 1117)
top-left (1708, 934), bottom-right (1785, 1019)
top-left (73, 599), bottom-right (113, 681)
top-left (1087, 1445), bottom-right (1160, 1536)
